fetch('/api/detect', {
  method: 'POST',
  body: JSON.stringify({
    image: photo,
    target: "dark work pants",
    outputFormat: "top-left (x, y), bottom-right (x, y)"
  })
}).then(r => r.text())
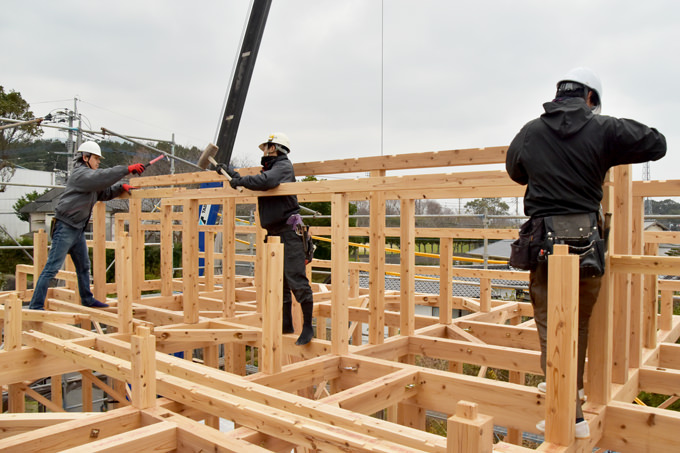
top-left (268, 229), bottom-right (314, 306)
top-left (529, 260), bottom-right (602, 418)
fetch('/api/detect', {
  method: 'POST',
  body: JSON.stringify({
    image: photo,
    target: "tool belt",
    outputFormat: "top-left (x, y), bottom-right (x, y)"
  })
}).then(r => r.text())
top-left (286, 214), bottom-right (316, 265)
top-left (510, 212), bottom-right (606, 278)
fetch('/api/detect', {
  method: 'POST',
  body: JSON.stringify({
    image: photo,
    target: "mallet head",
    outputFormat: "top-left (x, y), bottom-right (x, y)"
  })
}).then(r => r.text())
top-left (197, 143), bottom-right (219, 170)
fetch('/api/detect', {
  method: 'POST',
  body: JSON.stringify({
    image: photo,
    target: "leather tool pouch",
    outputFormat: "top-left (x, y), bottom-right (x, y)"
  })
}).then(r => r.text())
top-left (295, 223), bottom-right (316, 265)
top-left (540, 212), bottom-right (605, 278)
top-left (509, 217), bottom-right (545, 271)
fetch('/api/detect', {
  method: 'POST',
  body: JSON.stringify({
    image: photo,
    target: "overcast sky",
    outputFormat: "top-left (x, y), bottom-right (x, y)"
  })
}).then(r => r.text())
top-left (2, 0), bottom-right (678, 181)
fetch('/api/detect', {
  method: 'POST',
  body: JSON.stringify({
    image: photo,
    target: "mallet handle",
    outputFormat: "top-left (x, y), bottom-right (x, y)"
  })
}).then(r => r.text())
top-left (210, 156), bottom-right (243, 192)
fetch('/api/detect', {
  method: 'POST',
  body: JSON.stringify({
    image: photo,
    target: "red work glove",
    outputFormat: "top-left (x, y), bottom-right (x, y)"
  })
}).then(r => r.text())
top-left (128, 163), bottom-right (146, 175)
top-left (122, 184), bottom-right (137, 194)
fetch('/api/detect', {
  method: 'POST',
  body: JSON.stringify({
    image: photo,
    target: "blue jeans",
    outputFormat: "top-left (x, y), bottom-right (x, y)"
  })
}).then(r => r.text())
top-left (29, 220), bottom-right (97, 309)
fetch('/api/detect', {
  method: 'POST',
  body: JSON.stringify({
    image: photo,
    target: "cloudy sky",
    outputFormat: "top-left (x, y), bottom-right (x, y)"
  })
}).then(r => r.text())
top-left (2, 0), bottom-right (678, 180)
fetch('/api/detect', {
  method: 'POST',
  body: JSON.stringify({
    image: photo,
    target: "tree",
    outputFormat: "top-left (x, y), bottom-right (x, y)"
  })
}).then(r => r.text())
top-left (646, 199), bottom-right (680, 230)
top-left (464, 198), bottom-right (510, 216)
top-left (0, 87), bottom-right (43, 156)
top-left (13, 189), bottom-right (48, 223)
top-left (0, 87), bottom-right (43, 191)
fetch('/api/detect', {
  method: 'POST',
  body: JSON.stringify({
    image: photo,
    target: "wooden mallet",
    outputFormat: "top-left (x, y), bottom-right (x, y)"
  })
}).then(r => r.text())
top-left (197, 143), bottom-right (242, 191)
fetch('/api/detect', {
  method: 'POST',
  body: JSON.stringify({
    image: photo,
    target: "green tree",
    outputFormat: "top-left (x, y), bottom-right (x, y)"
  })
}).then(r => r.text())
top-left (13, 189), bottom-right (49, 222)
top-left (464, 197), bottom-right (510, 216)
top-left (0, 86), bottom-right (43, 156)
top-left (646, 199), bottom-right (680, 230)
top-left (1, 87), bottom-right (44, 191)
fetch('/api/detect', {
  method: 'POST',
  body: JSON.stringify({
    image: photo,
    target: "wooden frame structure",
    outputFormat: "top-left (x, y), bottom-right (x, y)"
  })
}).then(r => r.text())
top-left (2, 146), bottom-right (680, 452)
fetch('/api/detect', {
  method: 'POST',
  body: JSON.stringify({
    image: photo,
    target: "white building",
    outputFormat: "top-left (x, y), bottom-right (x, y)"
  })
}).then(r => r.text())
top-left (0, 168), bottom-right (57, 238)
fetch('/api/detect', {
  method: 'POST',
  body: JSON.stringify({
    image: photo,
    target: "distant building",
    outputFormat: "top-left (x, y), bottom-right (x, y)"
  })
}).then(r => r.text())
top-left (0, 168), bottom-right (57, 238)
top-left (19, 188), bottom-right (134, 241)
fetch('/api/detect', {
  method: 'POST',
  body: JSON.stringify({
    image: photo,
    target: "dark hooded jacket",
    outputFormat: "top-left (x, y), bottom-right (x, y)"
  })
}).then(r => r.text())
top-left (506, 98), bottom-right (666, 217)
top-left (55, 158), bottom-right (128, 229)
top-left (236, 154), bottom-right (300, 233)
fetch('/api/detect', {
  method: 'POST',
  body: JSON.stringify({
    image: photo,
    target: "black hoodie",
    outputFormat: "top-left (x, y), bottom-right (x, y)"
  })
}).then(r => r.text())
top-left (506, 98), bottom-right (666, 217)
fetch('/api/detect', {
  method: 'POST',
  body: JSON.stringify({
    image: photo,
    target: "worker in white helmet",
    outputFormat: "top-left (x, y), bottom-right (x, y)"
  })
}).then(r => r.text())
top-left (28, 141), bottom-right (147, 310)
top-left (216, 133), bottom-right (316, 346)
top-left (506, 67), bottom-right (666, 438)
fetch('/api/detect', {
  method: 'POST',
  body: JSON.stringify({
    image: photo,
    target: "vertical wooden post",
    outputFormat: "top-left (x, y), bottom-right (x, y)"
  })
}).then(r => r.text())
top-left (51, 375), bottom-right (63, 411)
top-left (331, 193), bottom-right (349, 355)
top-left (349, 269), bottom-right (361, 345)
top-left (81, 372), bottom-right (93, 411)
top-left (129, 198), bottom-right (144, 302)
top-left (643, 242), bottom-right (659, 349)
top-left (447, 401), bottom-right (493, 453)
top-left (115, 232), bottom-right (133, 334)
top-left (182, 199), bottom-right (200, 323)
top-left (629, 195), bottom-right (644, 368)
top-left (131, 326), bottom-right (156, 409)
top-left (660, 287), bottom-right (673, 332)
top-left (5, 294), bottom-right (25, 413)
top-left (204, 231), bottom-right (215, 291)
top-left (222, 198), bottom-right (236, 317)
top-left (369, 189), bottom-right (386, 344)
top-left (261, 237), bottom-right (283, 374)
top-left (92, 201), bottom-right (107, 303)
top-left (479, 277), bottom-right (491, 313)
top-left (397, 402), bottom-right (426, 430)
top-left (160, 203), bottom-right (174, 297)
top-left (400, 199), bottom-right (415, 337)
top-left (588, 170), bottom-right (613, 406)
top-left (612, 165), bottom-right (632, 384)
top-left (545, 245), bottom-right (578, 445)
top-left (65, 256), bottom-right (78, 304)
top-left (33, 228), bottom-right (48, 285)
top-left (203, 344), bottom-right (220, 428)
top-left (254, 209), bottom-right (265, 313)
top-left (439, 237), bottom-right (453, 325)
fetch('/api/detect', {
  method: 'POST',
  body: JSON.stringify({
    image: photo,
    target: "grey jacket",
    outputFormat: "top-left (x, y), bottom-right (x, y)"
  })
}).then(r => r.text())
top-left (55, 159), bottom-right (129, 229)
top-left (236, 154), bottom-right (300, 233)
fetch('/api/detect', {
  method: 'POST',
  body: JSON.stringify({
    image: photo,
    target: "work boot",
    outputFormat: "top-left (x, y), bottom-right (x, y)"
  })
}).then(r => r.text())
top-left (83, 299), bottom-right (109, 308)
top-left (295, 302), bottom-right (314, 346)
top-left (282, 302), bottom-right (294, 334)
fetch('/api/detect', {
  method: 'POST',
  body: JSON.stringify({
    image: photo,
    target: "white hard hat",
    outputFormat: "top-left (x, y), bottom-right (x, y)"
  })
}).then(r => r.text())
top-left (259, 132), bottom-right (291, 153)
top-left (557, 67), bottom-right (603, 113)
top-left (77, 141), bottom-right (103, 158)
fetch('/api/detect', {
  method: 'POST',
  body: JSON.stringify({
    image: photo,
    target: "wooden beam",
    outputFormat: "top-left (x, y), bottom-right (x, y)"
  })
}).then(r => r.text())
top-left (0, 406), bottom-right (142, 451)
top-left (544, 245), bottom-right (578, 445)
top-left (182, 199), bottom-right (200, 323)
top-left (331, 193), bottom-right (349, 355)
top-left (115, 232), bottom-right (133, 334)
top-left (369, 189), bottom-right (386, 344)
top-left (447, 401), bottom-right (493, 453)
top-left (400, 199), bottom-right (416, 337)
top-left (602, 401), bottom-right (680, 453)
top-left (260, 236), bottom-right (283, 374)
top-left (131, 326), bottom-right (156, 409)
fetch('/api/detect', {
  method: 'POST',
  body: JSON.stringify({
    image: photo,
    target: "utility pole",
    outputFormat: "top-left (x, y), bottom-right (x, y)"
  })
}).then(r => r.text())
top-left (74, 97), bottom-right (82, 152)
top-left (66, 109), bottom-right (74, 176)
top-left (170, 133), bottom-right (176, 175)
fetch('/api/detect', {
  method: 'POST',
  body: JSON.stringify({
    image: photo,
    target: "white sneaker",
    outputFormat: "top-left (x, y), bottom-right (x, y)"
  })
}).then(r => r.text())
top-left (537, 382), bottom-right (585, 400)
top-left (575, 420), bottom-right (590, 439)
top-left (536, 419), bottom-right (590, 439)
